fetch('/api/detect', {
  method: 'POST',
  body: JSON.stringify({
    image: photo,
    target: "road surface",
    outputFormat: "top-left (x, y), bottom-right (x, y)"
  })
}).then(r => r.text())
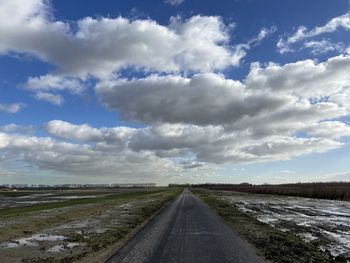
top-left (106, 189), bottom-right (264, 263)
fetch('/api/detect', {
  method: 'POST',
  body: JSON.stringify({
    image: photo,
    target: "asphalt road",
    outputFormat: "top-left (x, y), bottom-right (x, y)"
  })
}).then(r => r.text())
top-left (106, 189), bottom-right (264, 263)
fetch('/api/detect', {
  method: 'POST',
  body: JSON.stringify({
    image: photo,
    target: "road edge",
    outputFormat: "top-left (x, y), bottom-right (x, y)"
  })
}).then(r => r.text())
top-left (80, 190), bottom-right (182, 263)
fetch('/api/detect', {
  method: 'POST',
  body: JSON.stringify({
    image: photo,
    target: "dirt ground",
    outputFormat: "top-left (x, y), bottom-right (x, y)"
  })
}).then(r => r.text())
top-left (213, 190), bottom-right (350, 260)
top-left (0, 189), bottom-right (178, 262)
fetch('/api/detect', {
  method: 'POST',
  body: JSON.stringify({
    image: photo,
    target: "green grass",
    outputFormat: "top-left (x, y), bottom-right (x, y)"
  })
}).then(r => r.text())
top-left (194, 189), bottom-right (345, 263)
top-left (0, 191), bottom-right (51, 197)
top-left (0, 190), bottom-right (165, 217)
top-left (21, 189), bottom-right (182, 263)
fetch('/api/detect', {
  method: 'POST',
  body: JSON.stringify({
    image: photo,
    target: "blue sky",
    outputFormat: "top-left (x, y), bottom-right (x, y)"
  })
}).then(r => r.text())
top-left (0, 0), bottom-right (350, 185)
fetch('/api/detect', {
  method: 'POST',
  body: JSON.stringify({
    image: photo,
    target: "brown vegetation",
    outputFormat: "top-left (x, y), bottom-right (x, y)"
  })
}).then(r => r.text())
top-left (192, 182), bottom-right (350, 201)
top-left (194, 189), bottom-right (346, 263)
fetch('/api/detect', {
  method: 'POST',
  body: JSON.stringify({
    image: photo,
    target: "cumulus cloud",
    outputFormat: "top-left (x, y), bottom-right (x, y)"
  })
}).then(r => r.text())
top-left (0, 116), bottom-right (347, 181)
top-left (24, 74), bottom-right (85, 105)
top-left (0, 124), bottom-right (34, 134)
top-left (93, 53), bottom-right (350, 165)
top-left (246, 54), bottom-right (350, 98)
top-left (0, 0), bottom-right (277, 106)
top-left (132, 125), bottom-right (341, 164)
top-left (1, 0), bottom-right (350, 182)
top-left (26, 74), bottom-right (84, 93)
top-left (278, 12), bottom-right (350, 53)
top-left (304, 121), bottom-right (350, 139)
top-left (45, 120), bottom-right (345, 165)
top-left (46, 120), bottom-right (136, 143)
top-left (0, 0), bottom-right (242, 77)
top-left (98, 54), bottom-right (350, 129)
top-left (34, 91), bottom-right (64, 105)
top-left (0, 103), bottom-right (25, 113)
top-left (0, 130), bottom-right (179, 181)
top-left (97, 73), bottom-right (287, 126)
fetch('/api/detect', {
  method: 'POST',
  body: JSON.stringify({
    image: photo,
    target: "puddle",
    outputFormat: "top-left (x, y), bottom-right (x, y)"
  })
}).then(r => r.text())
top-left (49, 195), bottom-right (98, 200)
top-left (47, 242), bottom-right (82, 252)
top-left (0, 234), bottom-right (66, 248)
top-left (0, 190), bottom-right (157, 262)
top-left (221, 193), bottom-right (350, 258)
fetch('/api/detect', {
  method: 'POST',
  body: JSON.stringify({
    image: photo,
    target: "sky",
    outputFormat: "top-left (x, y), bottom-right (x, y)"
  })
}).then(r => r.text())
top-left (1, 0), bottom-right (350, 185)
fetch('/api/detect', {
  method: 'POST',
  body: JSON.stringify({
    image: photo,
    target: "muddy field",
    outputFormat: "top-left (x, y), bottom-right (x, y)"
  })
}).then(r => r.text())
top-left (0, 189), bottom-right (145, 209)
top-left (214, 190), bottom-right (350, 260)
top-left (0, 189), bottom-right (177, 262)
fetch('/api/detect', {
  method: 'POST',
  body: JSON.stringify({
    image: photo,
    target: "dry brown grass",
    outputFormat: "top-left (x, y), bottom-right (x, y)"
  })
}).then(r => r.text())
top-left (192, 182), bottom-right (350, 201)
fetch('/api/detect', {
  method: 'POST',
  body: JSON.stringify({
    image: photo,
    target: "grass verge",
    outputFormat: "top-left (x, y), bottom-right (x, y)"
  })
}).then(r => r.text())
top-left (20, 189), bottom-right (182, 263)
top-left (194, 189), bottom-right (345, 263)
top-left (0, 190), bottom-right (176, 242)
top-left (0, 190), bottom-right (163, 217)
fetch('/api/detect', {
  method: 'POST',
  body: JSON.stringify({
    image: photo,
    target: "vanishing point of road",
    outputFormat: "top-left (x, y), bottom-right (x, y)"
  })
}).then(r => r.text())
top-left (107, 189), bottom-right (264, 263)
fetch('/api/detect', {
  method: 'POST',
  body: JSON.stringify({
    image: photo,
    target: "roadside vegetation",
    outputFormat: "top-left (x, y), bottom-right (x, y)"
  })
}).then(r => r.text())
top-left (0, 190), bottom-right (164, 217)
top-left (0, 188), bottom-right (182, 262)
top-left (194, 189), bottom-right (347, 263)
top-left (192, 182), bottom-right (350, 201)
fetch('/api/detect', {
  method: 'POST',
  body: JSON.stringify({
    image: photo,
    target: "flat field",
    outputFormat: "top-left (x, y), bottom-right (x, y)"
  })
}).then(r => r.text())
top-left (198, 189), bottom-right (350, 262)
top-left (0, 188), bottom-right (180, 262)
top-left (194, 182), bottom-right (350, 201)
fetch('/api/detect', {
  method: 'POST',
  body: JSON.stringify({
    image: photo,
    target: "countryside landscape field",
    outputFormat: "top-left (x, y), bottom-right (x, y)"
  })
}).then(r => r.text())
top-left (1, 0), bottom-right (350, 262)
top-left (195, 187), bottom-right (350, 262)
top-left (0, 185), bottom-right (349, 262)
top-left (0, 187), bottom-right (180, 262)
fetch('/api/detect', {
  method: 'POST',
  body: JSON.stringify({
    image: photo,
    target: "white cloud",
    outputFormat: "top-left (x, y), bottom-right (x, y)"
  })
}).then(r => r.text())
top-left (0, 103), bottom-right (25, 113)
top-left (304, 12), bottom-right (350, 37)
top-left (304, 121), bottom-right (350, 139)
top-left (0, 124), bottom-right (34, 134)
top-left (93, 53), bottom-right (350, 165)
top-left (98, 54), bottom-right (350, 130)
top-left (249, 26), bottom-right (277, 46)
top-left (0, 130), bottom-right (179, 181)
top-left (281, 170), bottom-right (296, 174)
top-left (0, 0), bottom-right (277, 106)
top-left (0, 116), bottom-right (346, 181)
top-left (129, 125), bottom-right (341, 164)
top-left (1, 0), bottom-right (350, 182)
top-left (0, 0), bottom-right (242, 77)
top-left (321, 171), bottom-right (350, 182)
top-left (25, 74), bottom-right (85, 105)
top-left (46, 120), bottom-right (344, 166)
top-left (26, 74), bottom-right (84, 94)
top-left (34, 91), bottom-right (64, 105)
top-left (303, 39), bottom-right (345, 55)
top-left (226, 26), bottom-right (276, 67)
top-left (46, 120), bottom-right (136, 143)
top-left (278, 12), bottom-right (350, 53)
top-left (246, 54), bottom-right (350, 98)
top-left (97, 73), bottom-right (287, 126)
top-left (164, 0), bottom-right (185, 6)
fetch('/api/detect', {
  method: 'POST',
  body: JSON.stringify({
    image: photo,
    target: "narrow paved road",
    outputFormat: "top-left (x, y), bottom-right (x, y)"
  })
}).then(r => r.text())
top-left (106, 189), bottom-right (264, 263)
